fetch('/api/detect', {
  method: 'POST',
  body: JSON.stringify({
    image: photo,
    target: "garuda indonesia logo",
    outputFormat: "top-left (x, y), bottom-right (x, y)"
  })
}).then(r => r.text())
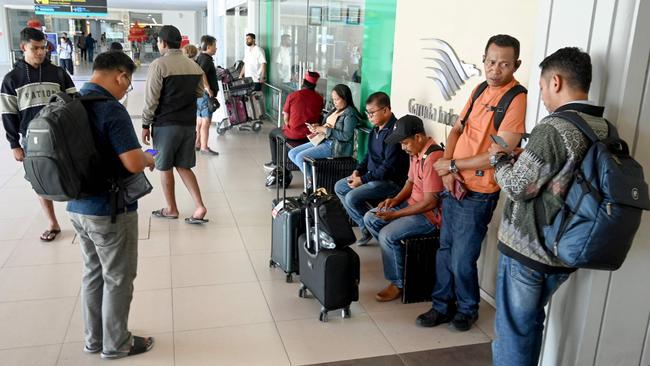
top-left (422, 38), bottom-right (481, 101)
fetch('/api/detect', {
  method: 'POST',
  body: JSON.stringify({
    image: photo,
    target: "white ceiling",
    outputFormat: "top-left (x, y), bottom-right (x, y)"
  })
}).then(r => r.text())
top-left (1, 0), bottom-right (207, 11)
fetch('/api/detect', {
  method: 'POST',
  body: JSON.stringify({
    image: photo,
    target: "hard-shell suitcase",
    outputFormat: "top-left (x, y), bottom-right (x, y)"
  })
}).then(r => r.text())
top-left (226, 95), bottom-right (248, 125)
top-left (270, 137), bottom-right (305, 282)
top-left (297, 161), bottom-right (360, 322)
top-left (245, 91), bottom-right (264, 120)
top-left (303, 156), bottom-right (357, 194)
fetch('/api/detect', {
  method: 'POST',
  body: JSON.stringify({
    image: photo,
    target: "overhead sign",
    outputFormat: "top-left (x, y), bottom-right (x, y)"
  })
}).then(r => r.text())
top-left (34, 0), bottom-right (108, 17)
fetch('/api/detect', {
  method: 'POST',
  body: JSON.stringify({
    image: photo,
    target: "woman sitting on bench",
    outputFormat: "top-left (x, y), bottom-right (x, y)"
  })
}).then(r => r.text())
top-left (288, 84), bottom-right (361, 186)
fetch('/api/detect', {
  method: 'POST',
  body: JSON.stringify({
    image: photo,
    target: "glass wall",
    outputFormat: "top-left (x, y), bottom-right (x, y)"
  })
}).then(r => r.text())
top-left (225, 6), bottom-right (249, 68)
top-left (269, 0), bottom-right (365, 108)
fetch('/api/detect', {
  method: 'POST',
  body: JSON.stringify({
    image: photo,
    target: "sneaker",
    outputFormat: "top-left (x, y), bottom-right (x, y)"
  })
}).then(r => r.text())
top-left (355, 228), bottom-right (372, 246)
top-left (263, 161), bottom-right (277, 171)
top-left (200, 148), bottom-right (219, 156)
top-left (450, 312), bottom-right (478, 331)
top-left (416, 308), bottom-right (452, 327)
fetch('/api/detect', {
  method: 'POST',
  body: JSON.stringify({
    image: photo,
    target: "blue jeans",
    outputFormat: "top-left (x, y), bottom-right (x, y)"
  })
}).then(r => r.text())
top-left (492, 254), bottom-right (570, 366)
top-left (334, 178), bottom-right (401, 231)
top-left (288, 140), bottom-right (333, 178)
top-left (431, 190), bottom-right (499, 316)
top-left (363, 202), bottom-right (438, 288)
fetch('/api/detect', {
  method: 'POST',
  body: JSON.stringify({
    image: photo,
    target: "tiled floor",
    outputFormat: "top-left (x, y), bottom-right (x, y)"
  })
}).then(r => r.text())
top-left (0, 64), bottom-right (495, 365)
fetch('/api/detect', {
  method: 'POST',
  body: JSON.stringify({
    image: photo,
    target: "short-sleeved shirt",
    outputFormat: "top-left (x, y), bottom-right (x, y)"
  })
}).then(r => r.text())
top-left (282, 88), bottom-right (324, 140)
top-left (243, 45), bottom-right (267, 82)
top-left (453, 79), bottom-right (526, 193)
top-left (407, 138), bottom-right (444, 225)
top-left (66, 83), bottom-right (142, 216)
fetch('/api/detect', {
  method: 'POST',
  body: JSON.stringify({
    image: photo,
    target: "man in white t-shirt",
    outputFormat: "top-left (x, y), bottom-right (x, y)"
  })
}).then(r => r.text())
top-left (240, 33), bottom-right (267, 86)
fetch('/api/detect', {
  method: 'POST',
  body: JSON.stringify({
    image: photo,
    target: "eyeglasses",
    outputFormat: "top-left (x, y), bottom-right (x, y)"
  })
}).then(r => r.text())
top-left (126, 80), bottom-right (133, 93)
top-left (366, 106), bottom-right (387, 118)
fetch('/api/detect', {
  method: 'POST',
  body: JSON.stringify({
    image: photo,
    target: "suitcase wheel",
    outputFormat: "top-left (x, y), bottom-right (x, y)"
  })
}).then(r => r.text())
top-left (252, 122), bottom-right (262, 132)
top-left (298, 285), bottom-right (308, 298)
top-left (269, 259), bottom-right (276, 268)
top-left (319, 308), bottom-right (328, 323)
top-left (342, 306), bottom-right (351, 319)
top-left (285, 273), bottom-right (293, 283)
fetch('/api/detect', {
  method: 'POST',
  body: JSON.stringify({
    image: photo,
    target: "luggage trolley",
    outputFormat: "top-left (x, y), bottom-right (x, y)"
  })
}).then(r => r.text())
top-left (216, 65), bottom-right (264, 135)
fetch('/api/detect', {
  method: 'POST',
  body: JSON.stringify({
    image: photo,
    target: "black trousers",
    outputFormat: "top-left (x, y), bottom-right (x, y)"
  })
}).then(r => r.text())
top-left (269, 128), bottom-right (307, 164)
top-left (80, 48), bottom-right (87, 61)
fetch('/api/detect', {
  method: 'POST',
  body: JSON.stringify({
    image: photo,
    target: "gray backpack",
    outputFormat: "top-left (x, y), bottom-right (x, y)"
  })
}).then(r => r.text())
top-left (23, 92), bottom-right (110, 201)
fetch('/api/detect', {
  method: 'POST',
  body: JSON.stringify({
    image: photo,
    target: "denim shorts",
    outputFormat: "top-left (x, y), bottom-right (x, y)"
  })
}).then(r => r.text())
top-left (196, 92), bottom-right (212, 119)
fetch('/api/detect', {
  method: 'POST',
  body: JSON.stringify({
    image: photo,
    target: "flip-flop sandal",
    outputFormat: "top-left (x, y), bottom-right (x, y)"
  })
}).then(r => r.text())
top-left (100, 336), bottom-right (154, 360)
top-left (185, 216), bottom-right (209, 224)
top-left (151, 208), bottom-right (178, 219)
top-left (40, 229), bottom-right (61, 242)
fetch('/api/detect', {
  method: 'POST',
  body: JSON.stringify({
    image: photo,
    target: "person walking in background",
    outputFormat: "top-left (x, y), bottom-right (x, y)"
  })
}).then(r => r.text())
top-left (85, 33), bottom-right (97, 62)
top-left (58, 36), bottom-right (74, 75)
top-left (78, 32), bottom-right (87, 62)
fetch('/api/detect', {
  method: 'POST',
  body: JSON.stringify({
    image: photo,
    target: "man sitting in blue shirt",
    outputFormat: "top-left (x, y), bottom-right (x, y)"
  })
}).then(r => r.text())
top-left (67, 51), bottom-right (156, 360)
top-left (334, 92), bottom-right (409, 245)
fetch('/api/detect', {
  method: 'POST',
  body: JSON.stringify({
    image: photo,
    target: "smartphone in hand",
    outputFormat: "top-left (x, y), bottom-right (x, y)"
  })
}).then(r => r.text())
top-left (145, 149), bottom-right (158, 156)
top-left (490, 135), bottom-right (508, 148)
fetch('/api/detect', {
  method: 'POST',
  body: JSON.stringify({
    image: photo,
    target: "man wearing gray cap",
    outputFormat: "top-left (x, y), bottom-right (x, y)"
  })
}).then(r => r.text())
top-left (363, 115), bottom-right (444, 302)
top-left (142, 25), bottom-right (209, 224)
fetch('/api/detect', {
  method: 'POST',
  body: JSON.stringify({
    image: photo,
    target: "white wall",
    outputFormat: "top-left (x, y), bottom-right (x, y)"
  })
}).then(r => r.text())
top-left (390, 0), bottom-right (540, 299)
top-left (0, 6), bottom-right (9, 67)
top-left (532, 1), bottom-right (650, 365)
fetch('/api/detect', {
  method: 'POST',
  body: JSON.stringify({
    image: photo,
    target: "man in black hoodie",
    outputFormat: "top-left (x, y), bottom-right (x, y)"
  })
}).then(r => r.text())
top-left (1, 27), bottom-right (76, 241)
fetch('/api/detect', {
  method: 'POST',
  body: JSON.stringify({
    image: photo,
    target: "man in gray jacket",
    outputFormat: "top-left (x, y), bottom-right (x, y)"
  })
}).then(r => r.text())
top-left (142, 25), bottom-right (209, 224)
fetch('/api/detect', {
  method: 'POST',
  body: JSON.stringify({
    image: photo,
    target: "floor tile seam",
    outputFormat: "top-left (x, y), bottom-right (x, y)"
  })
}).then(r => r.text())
top-left (0, 342), bottom-right (65, 352)
top-left (2, 259), bottom-right (83, 269)
top-left (165, 248), bottom-right (249, 258)
top-left (166, 227), bottom-right (178, 366)
top-left (362, 300), bottom-right (401, 358)
top-left (57, 289), bottom-right (81, 364)
top-left (172, 319), bottom-right (277, 335)
top-left (170, 278), bottom-right (260, 289)
top-left (0, 238), bottom-right (21, 271)
top-left (224, 145), bottom-right (294, 366)
top-left (0, 294), bottom-right (79, 304)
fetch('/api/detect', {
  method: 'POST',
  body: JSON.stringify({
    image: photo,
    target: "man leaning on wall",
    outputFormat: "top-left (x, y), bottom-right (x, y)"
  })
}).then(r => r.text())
top-left (416, 34), bottom-right (527, 332)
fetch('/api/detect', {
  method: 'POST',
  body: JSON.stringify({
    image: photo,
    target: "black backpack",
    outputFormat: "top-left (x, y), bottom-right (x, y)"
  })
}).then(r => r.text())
top-left (460, 81), bottom-right (528, 135)
top-left (23, 92), bottom-right (110, 201)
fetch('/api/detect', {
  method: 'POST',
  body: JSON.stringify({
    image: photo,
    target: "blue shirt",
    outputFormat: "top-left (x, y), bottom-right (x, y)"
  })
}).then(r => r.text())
top-left (356, 114), bottom-right (409, 186)
top-left (66, 83), bottom-right (142, 216)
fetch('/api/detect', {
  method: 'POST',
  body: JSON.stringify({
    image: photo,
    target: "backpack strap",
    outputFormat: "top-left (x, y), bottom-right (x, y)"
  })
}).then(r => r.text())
top-left (553, 111), bottom-right (600, 143)
top-left (493, 84), bottom-right (527, 131)
top-left (460, 81), bottom-right (488, 132)
top-left (420, 143), bottom-right (444, 170)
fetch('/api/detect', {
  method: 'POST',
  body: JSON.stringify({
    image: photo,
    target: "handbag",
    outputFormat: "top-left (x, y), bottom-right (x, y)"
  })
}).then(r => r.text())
top-left (208, 97), bottom-right (220, 113)
top-left (120, 172), bottom-right (153, 205)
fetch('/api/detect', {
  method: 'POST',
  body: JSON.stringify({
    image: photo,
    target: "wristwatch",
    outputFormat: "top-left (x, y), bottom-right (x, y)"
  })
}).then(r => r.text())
top-left (449, 159), bottom-right (459, 174)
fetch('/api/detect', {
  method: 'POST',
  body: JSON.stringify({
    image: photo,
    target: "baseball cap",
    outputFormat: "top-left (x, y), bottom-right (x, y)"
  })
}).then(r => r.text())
top-left (385, 115), bottom-right (426, 144)
top-left (304, 71), bottom-right (320, 85)
top-left (158, 25), bottom-right (182, 45)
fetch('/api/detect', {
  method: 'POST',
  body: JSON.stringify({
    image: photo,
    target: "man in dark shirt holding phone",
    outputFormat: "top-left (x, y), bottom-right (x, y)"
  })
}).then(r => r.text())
top-left (334, 92), bottom-right (409, 245)
top-left (68, 51), bottom-right (156, 359)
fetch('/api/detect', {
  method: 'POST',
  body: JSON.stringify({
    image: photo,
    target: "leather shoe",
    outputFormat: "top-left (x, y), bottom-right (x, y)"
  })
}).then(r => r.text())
top-left (375, 283), bottom-right (402, 302)
top-left (451, 312), bottom-right (478, 331)
top-left (416, 308), bottom-right (452, 327)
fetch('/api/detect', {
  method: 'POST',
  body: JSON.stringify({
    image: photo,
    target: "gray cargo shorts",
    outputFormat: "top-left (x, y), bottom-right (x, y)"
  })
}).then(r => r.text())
top-left (152, 125), bottom-right (197, 171)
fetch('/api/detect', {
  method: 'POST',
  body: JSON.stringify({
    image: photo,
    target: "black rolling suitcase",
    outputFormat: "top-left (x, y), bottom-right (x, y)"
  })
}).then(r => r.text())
top-left (303, 156), bottom-right (357, 194)
top-left (298, 161), bottom-right (360, 322)
top-left (270, 136), bottom-right (305, 282)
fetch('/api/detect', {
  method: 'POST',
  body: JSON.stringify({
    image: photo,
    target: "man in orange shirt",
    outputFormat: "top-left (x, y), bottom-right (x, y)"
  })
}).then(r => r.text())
top-left (416, 35), bottom-right (527, 331)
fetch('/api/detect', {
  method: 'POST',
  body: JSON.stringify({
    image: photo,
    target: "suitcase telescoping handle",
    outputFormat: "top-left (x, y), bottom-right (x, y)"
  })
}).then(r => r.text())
top-left (302, 160), bottom-right (320, 256)
top-left (275, 134), bottom-right (287, 203)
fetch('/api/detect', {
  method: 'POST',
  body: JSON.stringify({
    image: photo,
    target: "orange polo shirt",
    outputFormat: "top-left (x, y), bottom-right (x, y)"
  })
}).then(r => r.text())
top-left (453, 79), bottom-right (526, 193)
